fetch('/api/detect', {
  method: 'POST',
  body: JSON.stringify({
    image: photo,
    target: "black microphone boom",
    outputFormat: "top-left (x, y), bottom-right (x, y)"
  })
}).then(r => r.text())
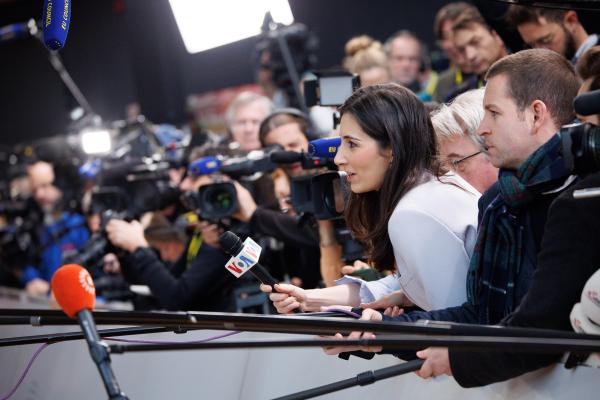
top-left (270, 150), bottom-right (303, 164)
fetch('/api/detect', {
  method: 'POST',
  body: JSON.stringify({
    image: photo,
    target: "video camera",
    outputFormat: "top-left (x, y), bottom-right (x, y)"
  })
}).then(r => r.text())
top-left (560, 89), bottom-right (600, 176)
top-left (65, 157), bottom-right (180, 268)
top-left (182, 146), bottom-right (280, 221)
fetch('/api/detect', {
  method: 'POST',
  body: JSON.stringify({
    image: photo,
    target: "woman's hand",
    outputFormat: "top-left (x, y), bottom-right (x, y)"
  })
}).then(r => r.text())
top-left (260, 283), bottom-right (307, 313)
top-left (320, 308), bottom-right (383, 355)
top-left (360, 289), bottom-right (412, 317)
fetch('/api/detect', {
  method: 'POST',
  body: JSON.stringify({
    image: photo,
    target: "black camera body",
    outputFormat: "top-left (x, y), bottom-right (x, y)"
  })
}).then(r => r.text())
top-left (184, 148), bottom-right (280, 221)
top-left (560, 122), bottom-right (600, 175)
top-left (181, 180), bottom-right (239, 221)
top-left (290, 171), bottom-right (347, 220)
top-left (66, 158), bottom-right (179, 269)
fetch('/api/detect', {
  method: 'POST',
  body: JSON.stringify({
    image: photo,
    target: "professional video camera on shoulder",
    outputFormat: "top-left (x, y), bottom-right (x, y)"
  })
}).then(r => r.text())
top-left (92, 156), bottom-right (180, 217)
top-left (67, 156), bottom-right (180, 268)
top-left (276, 69), bottom-right (358, 221)
top-left (183, 146), bottom-right (280, 221)
top-left (283, 136), bottom-right (346, 220)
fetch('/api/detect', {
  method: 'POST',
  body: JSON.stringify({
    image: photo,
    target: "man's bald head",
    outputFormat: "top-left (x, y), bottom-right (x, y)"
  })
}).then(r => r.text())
top-left (28, 161), bottom-right (62, 212)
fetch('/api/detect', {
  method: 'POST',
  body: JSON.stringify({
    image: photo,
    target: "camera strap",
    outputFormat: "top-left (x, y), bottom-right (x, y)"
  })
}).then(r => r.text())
top-left (186, 231), bottom-right (203, 268)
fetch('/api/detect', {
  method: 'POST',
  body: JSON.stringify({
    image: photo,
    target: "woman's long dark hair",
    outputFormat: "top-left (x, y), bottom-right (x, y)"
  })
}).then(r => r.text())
top-left (340, 83), bottom-right (441, 272)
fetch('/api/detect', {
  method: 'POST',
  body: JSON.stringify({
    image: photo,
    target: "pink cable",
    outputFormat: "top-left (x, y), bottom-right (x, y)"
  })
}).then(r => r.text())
top-left (1, 343), bottom-right (51, 400)
top-left (0, 330), bottom-right (240, 399)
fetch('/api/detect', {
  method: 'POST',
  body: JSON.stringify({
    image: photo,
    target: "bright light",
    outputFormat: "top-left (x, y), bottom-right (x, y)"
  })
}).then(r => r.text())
top-left (169, 0), bottom-right (294, 54)
top-left (81, 129), bottom-right (111, 155)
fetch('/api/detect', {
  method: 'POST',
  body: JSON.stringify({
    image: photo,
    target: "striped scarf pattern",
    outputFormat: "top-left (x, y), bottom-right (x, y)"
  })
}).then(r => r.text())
top-left (466, 133), bottom-right (569, 324)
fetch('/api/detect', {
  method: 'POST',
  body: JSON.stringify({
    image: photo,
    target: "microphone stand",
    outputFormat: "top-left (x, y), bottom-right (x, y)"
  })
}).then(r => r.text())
top-left (77, 309), bottom-right (129, 400)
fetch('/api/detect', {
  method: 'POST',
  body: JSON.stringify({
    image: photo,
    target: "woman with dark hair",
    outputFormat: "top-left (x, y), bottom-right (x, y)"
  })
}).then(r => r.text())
top-left (262, 83), bottom-right (480, 313)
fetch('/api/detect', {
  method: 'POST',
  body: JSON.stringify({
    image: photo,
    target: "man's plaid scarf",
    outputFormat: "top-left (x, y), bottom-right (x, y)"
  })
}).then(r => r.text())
top-left (466, 134), bottom-right (570, 324)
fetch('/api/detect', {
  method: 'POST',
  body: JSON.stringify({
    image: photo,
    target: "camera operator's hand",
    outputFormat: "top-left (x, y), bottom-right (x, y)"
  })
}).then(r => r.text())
top-left (103, 253), bottom-right (122, 275)
top-left (260, 283), bottom-right (307, 313)
top-left (106, 219), bottom-right (149, 253)
top-left (320, 308), bottom-right (383, 355)
top-left (25, 278), bottom-right (50, 297)
top-left (199, 221), bottom-right (222, 248)
top-left (232, 181), bottom-right (257, 222)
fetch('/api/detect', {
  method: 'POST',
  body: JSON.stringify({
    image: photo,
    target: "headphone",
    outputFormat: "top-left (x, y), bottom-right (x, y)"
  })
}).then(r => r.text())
top-left (258, 108), bottom-right (318, 144)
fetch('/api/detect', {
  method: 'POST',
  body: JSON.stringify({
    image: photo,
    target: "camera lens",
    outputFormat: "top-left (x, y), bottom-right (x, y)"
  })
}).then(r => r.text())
top-left (211, 191), bottom-right (233, 212)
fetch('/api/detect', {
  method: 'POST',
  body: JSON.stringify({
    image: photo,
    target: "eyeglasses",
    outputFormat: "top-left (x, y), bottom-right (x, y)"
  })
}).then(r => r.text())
top-left (448, 151), bottom-right (482, 169)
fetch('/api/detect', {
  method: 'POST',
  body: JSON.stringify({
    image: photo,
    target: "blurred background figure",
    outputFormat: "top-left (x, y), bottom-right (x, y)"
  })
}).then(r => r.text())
top-left (432, 1), bottom-right (477, 102)
top-left (342, 35), bottom-right (391, 87)
top-left (225, 91), bottom-right (274, 151)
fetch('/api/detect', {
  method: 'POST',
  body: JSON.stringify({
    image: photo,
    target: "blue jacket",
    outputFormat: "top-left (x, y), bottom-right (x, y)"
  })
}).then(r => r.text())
top-left (21, 212), bottom-right (89, 285)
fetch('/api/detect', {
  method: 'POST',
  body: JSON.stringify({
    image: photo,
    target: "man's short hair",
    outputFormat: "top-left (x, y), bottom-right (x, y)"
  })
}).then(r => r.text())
top-left (433, 2), bottom-right (477, 40)
top-left (431, 88), bottom-right (485, 148)
top-left (144, 213), bottom-right (187, 245)
top-left (576, 46), bottom-right (600, 82)
top-left (451, 6), bottom-right (489, 34)
top-left (224, 91), bottom-right (274, 129)
top-left (506, 5), bottom-right (567, 27)
top-left (258, 110), bottom-right (309, 146)
top-left (486, 49), bottom-right (580, 127)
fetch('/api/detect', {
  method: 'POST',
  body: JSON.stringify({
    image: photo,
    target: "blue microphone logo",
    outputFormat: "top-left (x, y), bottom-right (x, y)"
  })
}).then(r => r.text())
top-left (42, 0), bottom-right (71, 50)
top-left (308, 137), bottom-right (341, 158)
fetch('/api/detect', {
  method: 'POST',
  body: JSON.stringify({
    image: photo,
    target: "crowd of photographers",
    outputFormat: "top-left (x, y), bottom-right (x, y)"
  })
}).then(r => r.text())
top-left (1, 1), bottom-right (600, 389)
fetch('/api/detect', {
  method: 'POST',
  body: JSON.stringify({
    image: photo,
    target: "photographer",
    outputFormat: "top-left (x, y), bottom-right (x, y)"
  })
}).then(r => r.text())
top-left (262, 83), bottom-right (480, 314)
top-left (20, 161), bottom-right (89, 296)
top-left (232, 109), bottom-right (322, 288)
top-left (104, 165), bottom-right (237, 312)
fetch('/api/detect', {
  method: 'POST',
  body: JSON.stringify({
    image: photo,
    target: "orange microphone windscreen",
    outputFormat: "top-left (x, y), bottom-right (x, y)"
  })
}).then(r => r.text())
top-left (51, 264), bottom-right (96, 318)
